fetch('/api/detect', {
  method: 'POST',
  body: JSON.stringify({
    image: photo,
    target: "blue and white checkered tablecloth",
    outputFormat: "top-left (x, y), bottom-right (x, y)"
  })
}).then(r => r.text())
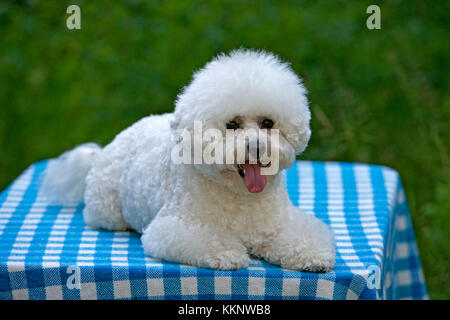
top-left (0, 160), bottom-right (427, 300)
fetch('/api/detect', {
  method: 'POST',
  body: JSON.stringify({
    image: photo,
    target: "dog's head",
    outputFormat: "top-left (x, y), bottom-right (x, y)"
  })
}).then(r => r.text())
top-left (170, 49), bottom-right (311, 194)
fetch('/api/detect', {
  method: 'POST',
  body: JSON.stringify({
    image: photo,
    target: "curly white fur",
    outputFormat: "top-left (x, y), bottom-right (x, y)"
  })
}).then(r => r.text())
top-left (41, 143), bottom-right (101, 205)
top-left (42, 49), bottom-right (335, 271)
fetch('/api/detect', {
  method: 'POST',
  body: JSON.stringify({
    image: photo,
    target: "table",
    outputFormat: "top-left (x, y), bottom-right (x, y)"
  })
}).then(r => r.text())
top-left (0, 160), bottom-right (428, 299)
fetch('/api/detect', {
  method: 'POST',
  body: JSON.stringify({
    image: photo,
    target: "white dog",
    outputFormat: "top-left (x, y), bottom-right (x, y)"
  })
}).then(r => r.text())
top-left (42, 49), bottom-right (335, 271)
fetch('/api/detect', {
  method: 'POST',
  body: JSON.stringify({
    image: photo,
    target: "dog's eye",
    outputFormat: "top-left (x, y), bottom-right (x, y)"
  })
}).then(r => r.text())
top-left (226, 120), bottom-right (240, 130)
top-left (261, 119), bottom-right (274, 129)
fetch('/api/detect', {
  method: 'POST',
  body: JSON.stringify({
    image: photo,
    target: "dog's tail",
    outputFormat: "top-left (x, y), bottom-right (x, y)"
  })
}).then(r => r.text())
top-left (41, 143), bottom-right (101, 205)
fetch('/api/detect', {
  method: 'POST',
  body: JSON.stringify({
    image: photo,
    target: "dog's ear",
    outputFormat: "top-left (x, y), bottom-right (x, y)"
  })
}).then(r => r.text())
top-left (170, 111), bottom-right (195, 134)
top-left (170, 101), bottom-right (190, 132)
top-left (171, 83), bottom-right (196, 132)
top-left (284, 113), bottom-right (311, 155)
top-left (169, 115), bottom-right (180, 132)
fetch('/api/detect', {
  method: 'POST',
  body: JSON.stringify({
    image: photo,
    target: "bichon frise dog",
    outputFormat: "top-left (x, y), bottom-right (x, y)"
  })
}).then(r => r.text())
top-left (42, 49), bottom-right (335, 271)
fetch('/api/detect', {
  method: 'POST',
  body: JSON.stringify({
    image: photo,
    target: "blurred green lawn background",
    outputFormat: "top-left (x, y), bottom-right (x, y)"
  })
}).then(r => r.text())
top-left (0, 0), bottom-right (448, 298)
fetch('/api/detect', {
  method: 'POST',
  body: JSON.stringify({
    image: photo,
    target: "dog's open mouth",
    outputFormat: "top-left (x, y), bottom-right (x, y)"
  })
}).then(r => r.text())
top-left (237, 161), bottom-right (269, 193)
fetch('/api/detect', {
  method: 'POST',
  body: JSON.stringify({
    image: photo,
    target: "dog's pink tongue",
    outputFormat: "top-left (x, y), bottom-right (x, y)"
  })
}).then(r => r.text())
top-left (243, 163), bottom-right (267, 193)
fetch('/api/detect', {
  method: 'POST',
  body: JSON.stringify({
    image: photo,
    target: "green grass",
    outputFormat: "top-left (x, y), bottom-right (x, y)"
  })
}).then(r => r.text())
top-left (0, 0), bottom-right (448, 298)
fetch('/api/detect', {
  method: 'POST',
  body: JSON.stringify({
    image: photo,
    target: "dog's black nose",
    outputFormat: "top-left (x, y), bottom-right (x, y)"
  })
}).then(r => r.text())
top-left (246, 139), bottom-right (266, 160)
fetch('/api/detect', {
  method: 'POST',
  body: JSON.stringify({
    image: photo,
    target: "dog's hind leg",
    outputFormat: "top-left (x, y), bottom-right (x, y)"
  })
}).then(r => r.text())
top-left (83, 184), bottom-right (130, 231)
top-left (82, 156), bottom-right (130, 231)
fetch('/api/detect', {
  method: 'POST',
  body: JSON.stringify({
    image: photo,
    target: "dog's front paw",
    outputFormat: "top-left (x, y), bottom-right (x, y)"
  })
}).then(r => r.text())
top-left (282, 252), bottom-right (335, 273)
top-left (281, 242), bottom-right (336, 273)
top-left (204, 250), bottom-right (251, 270)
